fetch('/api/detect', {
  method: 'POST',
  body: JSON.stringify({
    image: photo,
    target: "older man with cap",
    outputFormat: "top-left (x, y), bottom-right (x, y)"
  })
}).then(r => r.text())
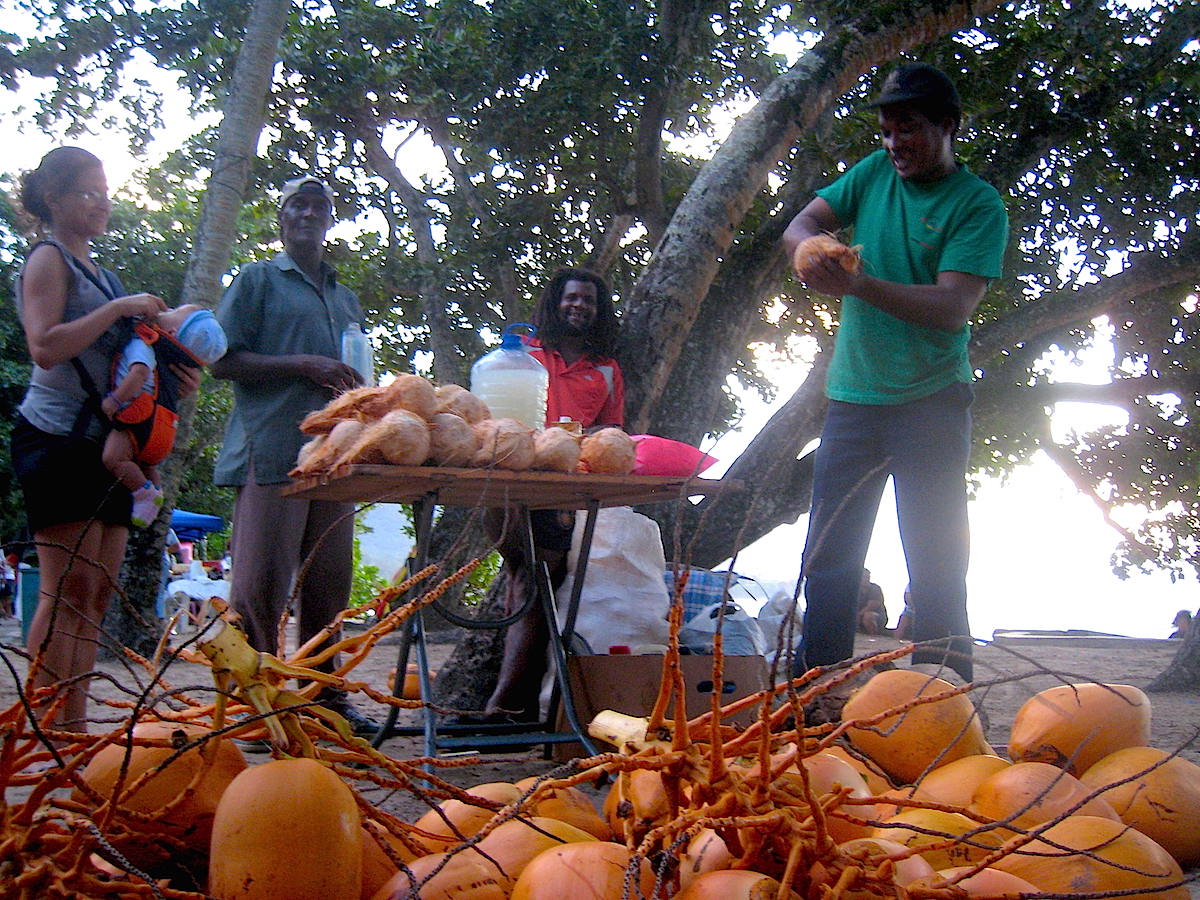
top-left (211, 175), bottom-right (378, 738)
top-left (781, 61), bottom-right (1008, 683)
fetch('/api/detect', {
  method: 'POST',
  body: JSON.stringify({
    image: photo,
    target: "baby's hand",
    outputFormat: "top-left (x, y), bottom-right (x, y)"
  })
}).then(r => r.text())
top-left (172, 362), bottom-right (203, 399)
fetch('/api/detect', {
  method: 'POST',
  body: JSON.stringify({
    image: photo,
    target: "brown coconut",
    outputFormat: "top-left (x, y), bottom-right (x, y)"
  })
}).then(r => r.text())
top-left (532, 426), bottom-right (582, 472)
top-left (337, 408), bottom-right (431, 467)
top-left (578, 426), bottom-right (636, 474)
top-left (299, 385), bottom-right (389, 434)
top-left (291, 434), bottom-right (327, 476)
top-left (296, 418), bottom-right (366, 474)
top-left (428, 411), bottom-right (480, 467)
top-left (435, 383), bottom-right (491, 424)
top-left (472, 418), bottom-right (536, 470)
top-left (380, 373), bottom-right (438, 420)
top-left (792, 233), bottom-right (863, 280)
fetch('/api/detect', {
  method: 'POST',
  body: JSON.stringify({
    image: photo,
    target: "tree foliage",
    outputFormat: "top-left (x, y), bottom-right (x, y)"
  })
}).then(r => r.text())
top-left (2, 1), bottom-right (1198, 595)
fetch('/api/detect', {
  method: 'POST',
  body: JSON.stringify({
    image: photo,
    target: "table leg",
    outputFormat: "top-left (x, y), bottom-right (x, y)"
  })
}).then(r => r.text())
top-left (372, 493), bottom-right (438, 750)
top-left (526, 504), bottom-right (601, 759)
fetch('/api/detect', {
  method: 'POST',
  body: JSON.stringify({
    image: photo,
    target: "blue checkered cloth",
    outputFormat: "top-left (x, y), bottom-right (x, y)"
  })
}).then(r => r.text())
top-left (664, 567), bottom-right (738, 623)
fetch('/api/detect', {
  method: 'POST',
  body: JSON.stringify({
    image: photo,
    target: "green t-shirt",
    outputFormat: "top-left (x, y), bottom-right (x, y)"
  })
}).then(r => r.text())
top-left (817, 149), bottom-right (1008, 405)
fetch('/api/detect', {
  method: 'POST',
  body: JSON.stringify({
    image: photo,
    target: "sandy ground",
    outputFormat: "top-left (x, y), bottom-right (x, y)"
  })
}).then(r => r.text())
top-left (3, 614), bottom-right (1199, 891)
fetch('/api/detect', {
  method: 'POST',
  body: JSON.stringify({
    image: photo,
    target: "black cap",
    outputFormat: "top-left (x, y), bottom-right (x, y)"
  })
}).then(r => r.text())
top-left (869, 62), bottom-right (961, 114)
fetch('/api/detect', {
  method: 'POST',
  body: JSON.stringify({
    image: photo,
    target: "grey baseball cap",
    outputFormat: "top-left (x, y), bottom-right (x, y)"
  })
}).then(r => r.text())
top-left (278, 175), bottom-right (334, 210)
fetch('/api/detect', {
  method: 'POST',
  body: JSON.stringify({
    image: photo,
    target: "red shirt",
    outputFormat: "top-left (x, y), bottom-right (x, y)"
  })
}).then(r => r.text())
top-left (529, 341), bottom-right (625, 428)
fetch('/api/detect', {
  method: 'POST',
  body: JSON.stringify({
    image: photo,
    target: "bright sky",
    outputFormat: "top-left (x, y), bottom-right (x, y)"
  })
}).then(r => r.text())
top-left (707, 360), bottom-right (1197, 642)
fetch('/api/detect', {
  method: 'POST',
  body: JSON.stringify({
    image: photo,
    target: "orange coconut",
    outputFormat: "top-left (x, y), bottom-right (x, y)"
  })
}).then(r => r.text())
top-left (970, 760), bottom-right (1120, 829)
top-left (871, 808), bottom-right (1008, 872)
top-left (677, 869), bottom-right (801, 899)
top-left (790, 752), bottom-right (879, 842)
top-left (678, 829), bottom-right (735, 889)
top-left (209, 757), bottom-right (362, 900)
top-left (74, 720), bottom-right (247, 867)
top-left (515, 776), bottom-right (611, 839)
top-left (909, 866), bottom-right (1041, 898)
top-left (360, 829), bottom-right (400, 900)
top-left (1080, 745), bottom-right (1200, 866)
top-left (911, 754), bottom-right (1010, 809)
top-left (471, 816), bottom-right (598, 887)
top-left (822, 743), bottom-right (894, 794)
top-left (369, 850), bottom-right (507, 900)
top-left (603, 768), bottom-right (672, 842)
top-left (509, 841), bottom-right (655, 900)
top-left (991, 814), bottom-right (1188, 900)
top-left (811, 836), bottom-right (936, 892)
top-left (410, 781), bottom-right (523, 853)
top-left (842, 669), bottom-right (992, 785)
top-left (1007, 682), bottom-right (1151, 776)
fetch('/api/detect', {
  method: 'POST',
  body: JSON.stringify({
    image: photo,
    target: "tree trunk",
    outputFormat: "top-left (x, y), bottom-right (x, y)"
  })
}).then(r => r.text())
top-left (620, 0), bottom-right (1004, 432)
top-left (1147, 608), bottom-right (1200, 692)
top-left (104, 0), bottom-right (291, 655)
top-left (430, 574), bottom-right (508, 715)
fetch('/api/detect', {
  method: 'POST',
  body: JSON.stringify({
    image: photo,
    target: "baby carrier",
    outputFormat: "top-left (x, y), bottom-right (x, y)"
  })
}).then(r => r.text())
top-left (107, 320), bottom-right (203, 466)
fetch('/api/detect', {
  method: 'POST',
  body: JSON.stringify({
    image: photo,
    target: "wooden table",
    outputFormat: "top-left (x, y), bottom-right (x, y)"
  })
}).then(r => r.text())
top-left (285, 464), bottom-right (728, 509)
top-left (285, 466), bottom-right (735, 759)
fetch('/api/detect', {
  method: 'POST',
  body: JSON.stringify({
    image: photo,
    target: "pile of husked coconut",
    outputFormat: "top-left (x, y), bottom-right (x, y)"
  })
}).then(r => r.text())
top-left (291, 375), bottom-right (635, 477)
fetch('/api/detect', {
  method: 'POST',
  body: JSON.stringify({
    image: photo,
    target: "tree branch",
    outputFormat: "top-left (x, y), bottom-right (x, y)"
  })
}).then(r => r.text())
top-left (620, 0), bottom-right (1004, 433)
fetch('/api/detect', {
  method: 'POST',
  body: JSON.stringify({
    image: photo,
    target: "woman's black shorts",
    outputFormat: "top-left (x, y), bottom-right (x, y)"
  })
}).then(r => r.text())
top-left (11, 414), bottom-right (131, 533)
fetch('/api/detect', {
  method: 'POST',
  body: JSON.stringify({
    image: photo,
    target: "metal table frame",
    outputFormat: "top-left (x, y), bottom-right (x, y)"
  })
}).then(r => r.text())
top-left (284, 465), bottom-right (731, 759)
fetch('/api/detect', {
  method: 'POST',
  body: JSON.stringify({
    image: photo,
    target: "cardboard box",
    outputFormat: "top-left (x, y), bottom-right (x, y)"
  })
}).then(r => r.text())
top-left (553, 653), bottom-right (771, 759)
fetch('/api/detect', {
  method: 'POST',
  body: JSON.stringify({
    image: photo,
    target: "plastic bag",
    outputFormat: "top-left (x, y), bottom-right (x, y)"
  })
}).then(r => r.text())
top-left (629, 434), bottom-right (718, 476)
top-left (678, 600), bottom-right (768, 657)
top-left (556, 506), bottom-right (671, 652)
top-left (755, 585), bottom-right (804, 667)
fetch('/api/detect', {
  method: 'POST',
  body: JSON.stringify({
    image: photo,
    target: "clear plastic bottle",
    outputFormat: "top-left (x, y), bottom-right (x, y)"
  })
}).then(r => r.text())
top-left (340, 321), bottom-right (374, 385)
top-left (469, 323), bottom-right (548, 430)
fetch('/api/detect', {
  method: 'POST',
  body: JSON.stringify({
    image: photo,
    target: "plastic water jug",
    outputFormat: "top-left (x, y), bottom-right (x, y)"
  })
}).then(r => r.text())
top-left (340, 321), bottom-right (374, 385)
top-left (470, 323), bottom-right (548, 430)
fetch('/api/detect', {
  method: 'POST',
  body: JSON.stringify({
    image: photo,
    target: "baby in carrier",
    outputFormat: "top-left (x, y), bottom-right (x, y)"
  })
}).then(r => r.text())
top-left (100, 304), bottom-right (228, 527)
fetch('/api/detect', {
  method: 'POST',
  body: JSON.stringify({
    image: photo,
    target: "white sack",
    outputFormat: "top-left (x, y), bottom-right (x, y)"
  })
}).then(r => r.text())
top-left (555, 506), bottom-right (671, 652)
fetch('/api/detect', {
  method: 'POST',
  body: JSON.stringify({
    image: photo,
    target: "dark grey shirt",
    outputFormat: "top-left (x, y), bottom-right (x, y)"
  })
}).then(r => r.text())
top-left (16, 239), bottom-right (126, 439)
top-left (213, 253), bottom-right (362, 486)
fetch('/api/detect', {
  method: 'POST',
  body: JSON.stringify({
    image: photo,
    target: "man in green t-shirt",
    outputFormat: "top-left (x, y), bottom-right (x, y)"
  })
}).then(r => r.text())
top-left (781, 61), bottom-right (1008, 682)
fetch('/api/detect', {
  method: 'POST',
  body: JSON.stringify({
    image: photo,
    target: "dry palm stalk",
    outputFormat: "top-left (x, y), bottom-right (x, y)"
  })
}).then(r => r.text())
top-left (0, 554), bottom-right (493, 896)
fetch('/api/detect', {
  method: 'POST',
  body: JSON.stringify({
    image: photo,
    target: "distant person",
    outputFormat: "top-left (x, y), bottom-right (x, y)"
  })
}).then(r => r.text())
top-left (10, 146), bottom-right (198, 731)
top-left (479, 266), bottom-right (624, 727)
top-left (211, 174), bottom-right (378, 738)
top-left (157, 527), bottom-right (182, 620)
top-left (1170, 609), bottom-right (1192, 640)
top-left (894, 585), bottom-right (914, 642)
top-left (101, 303), bottom-right (228, 527)
top-left (781, 62), bottom-right (1008, 683)
top-left (855, 568), bottom-right (888, 635)
top-left (0, 554), bottom-right (14, 620)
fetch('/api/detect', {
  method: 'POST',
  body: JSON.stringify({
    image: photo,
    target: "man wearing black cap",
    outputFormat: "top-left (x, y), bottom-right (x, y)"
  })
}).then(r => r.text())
top-left (781, 62), bottom-right (1008, 682)
top-left (211, 175), bottom-right (379, 737)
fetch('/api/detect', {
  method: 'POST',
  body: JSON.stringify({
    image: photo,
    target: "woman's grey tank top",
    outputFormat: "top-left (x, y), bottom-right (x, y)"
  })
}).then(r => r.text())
top-left (16, 239), bottom-right (126, 439)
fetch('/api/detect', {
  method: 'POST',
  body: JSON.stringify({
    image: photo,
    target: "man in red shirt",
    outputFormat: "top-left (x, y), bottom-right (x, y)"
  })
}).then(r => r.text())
top-left (482, 267), bottom-right (624, 728)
